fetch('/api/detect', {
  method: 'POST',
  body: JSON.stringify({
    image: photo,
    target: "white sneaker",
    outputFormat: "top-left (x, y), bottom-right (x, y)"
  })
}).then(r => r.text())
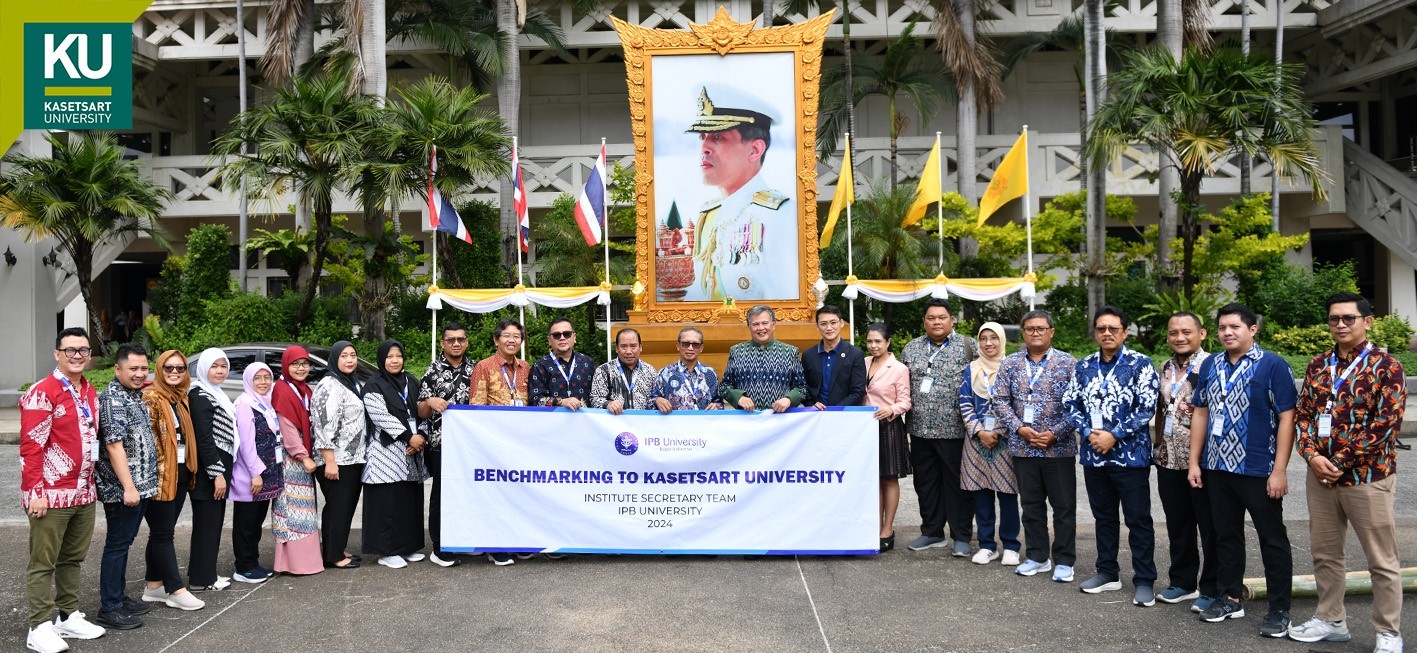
top-left (971, 548), bottom-right (1000, 565)
top-left (377, 555), bottom-right (408, 569)
top-left (26, 621), bottom-right (69, 653)
top-left (428, 552), bottom-right (460, 567)
top-left (1374, 632), bottom-right (1403, 653)
top-left (402, 552), bottom-right (426, 562)
top-left (53, 612), bottom-right (105, 640)
top-left (1287, 617), bottom-right (1350, 643)
top-left (141, 586), bottom-right (170, 603)
top-left (1001, 550), bottom-right (1021, 566)
top-left (164, 590), bottom-right (206, 611)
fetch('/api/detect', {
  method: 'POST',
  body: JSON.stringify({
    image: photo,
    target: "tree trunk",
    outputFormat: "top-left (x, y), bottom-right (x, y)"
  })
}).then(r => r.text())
top-left (1179, 174), bottom-right (1203, 303)
top-left (293, 0), bottom-right (315, 231)
top-left (761, 0), bottom-right (775, 26)
top-left (954, 0), bottom-right (979, 259)
top-left (497, 0), bottom-right (522, 271)
top-left (359, 0), bottom-right (387, 102)
top-left (74, 241), bottom-right (107, 356)
top-left (1084, 0), bottom-right (1107, 318)
top-left (889, 94), bottom-right (899, 192)
top-left (297, 205), bottom-right (333, 334)
top-left (1156, 0), bottom-right (1182, 294)
top-left (1239, 0), bottom-right (1251, 195)
top-left (842, 1), bottom-right (855, 140)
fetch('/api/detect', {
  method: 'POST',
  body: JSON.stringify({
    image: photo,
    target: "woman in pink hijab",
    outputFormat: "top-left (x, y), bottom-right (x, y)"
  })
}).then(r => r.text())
top-left (230, 363), bottom-right (285, 583)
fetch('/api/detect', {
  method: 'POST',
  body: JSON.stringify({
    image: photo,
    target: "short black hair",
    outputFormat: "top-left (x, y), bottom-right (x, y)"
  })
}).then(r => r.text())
top-left (815, 305), bottom-right (843, 322)
top-left (493, 318), bottom-right (524, 343)
top-left (615, 328), bottom-right (641, 346)
top-left (923, 297), bottom-right (954, 317)
top-left (1216, 303), bottom-right (1259, 328)
top-left (1093, 305), bottom-right (1129, 330)
top-left (1168, 311), bottom-right (1204, 331)
top-left (1325, 292), bottom-right (1373, 318)
top-left (865, 322), bottom-right (890, 340)
top-left (736, 122), bottom-right (772, 164)
top-left (113, 343), bottom-right (148, 365)
top-left (548, 316), bottom-right (575, 333)
top-left (1019, 310), bottom-right (1053, 328)
top-left (441, 321), bottom-right (467, 338)
top-left (55, 327), bottom-right (89, 349)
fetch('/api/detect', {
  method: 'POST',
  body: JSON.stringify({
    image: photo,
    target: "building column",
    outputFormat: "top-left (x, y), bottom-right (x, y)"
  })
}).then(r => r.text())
top-left (0, 131), bottom-right (60, 390)
top-left (1386, 249), bottom-right (1417, 327)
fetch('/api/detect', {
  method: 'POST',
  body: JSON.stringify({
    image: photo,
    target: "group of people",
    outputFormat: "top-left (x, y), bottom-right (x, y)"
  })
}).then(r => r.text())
top-left (17, 292), bottom-right (1406, 653)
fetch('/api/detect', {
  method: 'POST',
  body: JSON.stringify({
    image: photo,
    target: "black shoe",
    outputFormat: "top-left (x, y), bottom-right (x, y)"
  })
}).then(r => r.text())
top-left (879, 534), bottom-right (895, 552)
top-left (324, 558), bottom-right (360, 569)
top-left (1260, 610), bottom-right (1290, 638)
top-left (122, 597), bottom-right (151, 615)
top-left (93, 610), bottom-right (143, 630)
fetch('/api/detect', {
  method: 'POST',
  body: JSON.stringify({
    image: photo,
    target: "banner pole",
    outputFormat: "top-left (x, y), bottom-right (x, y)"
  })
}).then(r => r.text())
top-left (601, 137), bottom-right (612, 362)
top-left (431, 145), bottom-right (439, 361)
top-left (935, 131), bottom-right (944, 273)
top-left (1022, 125), bottom-right (1036, 310)
top-left (514, 137), bottom-right (527, 360)
top-left (845, 133), bottom-right (855, 345)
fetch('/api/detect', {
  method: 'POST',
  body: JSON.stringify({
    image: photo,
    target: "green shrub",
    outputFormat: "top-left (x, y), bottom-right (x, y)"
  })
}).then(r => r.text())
top-left (1371, 314), bottom-right (1415, 353)
top-left (150, 255), bottom-right (185, 321)
top-left (1265, 324), bottom-right (1331, 357)
top-left (1247, 261), bottom-right (1359, 330)
top-left (179, 224), bottom-right (234, 325)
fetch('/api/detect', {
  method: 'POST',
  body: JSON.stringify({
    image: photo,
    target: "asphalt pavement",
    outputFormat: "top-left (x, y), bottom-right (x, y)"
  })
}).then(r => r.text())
top-left (0, 445), bottom-right (1414, 652)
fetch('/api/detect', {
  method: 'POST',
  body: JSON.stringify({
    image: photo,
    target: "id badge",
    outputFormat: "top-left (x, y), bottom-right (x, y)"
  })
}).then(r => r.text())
top-left (177, 444), bottom-right (186, 464)
top-left (1023, 404), bottom-right (1036, 424)
top-left (1090, 413), bottom-right (1104, 431)
top-left (983, 415), bottom-right (997, 431)
top-left (408, 418), bottom-right (418, 435)
top-left (1164, 416), bottom-right (1175, 435)
top-left (1210, 416), bottom-right (1224, 437)
top-left (1318, 414), bottom-right (1333, 437)
top-left (275, 445), bottom-right (285, 464)
top-left (920, 377), bottom-right (934, 394)
top-left (90, 442), bottom-right (99, 462)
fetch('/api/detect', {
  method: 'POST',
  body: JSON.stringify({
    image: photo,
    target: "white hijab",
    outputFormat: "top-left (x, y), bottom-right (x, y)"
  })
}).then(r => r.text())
top-left (191, 347), bottom-right (239, 458)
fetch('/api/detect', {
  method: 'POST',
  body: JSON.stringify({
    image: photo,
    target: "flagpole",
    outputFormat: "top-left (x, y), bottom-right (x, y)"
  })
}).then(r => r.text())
top-left (514, 137), bottom-right (526, 360)
top-left (935, 131), bottom-right (944, 273)
top-left (844, 133), bottom-right (856, 346)
top-left (601, 137), bottom-right (612, 362)
top-left (430, 145), bottom-right (439, 362)
top-left (1022, 125), bottom-right (1035, 310)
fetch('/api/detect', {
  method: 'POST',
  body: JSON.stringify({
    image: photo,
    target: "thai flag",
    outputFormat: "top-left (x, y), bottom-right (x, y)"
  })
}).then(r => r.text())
top-left (513, 142), bottom-right (530, 254)
top-left (428, 148), bottom-right (472, 244)
top-left (573, 144), bottom-right (606, 246)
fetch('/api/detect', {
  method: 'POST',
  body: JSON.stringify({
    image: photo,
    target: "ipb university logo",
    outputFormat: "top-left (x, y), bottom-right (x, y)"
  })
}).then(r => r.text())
top-left (24, 23), bottom-right (133, 130)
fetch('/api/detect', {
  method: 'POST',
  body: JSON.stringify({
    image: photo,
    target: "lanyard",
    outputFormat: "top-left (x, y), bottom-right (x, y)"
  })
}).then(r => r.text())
top-left (554, 355), bottom-right (578, 386)
top-left (169, 402), bottom-right (184, 442)
top-left (398, 377), bottom-right (410, 407)
top-left (1326, 343), bottom-right (1372, 410)
top-left (57, 374), bottom-right (93, 430)
top-left (1025, 349), bottom-right (1052, 395)
top-left (284, 379), bottom-right (309, 410)
top-left (676, 363), bottom-right (702, 406)
top-left (617, 363), bottom-right (637, 397)
top-left (500, 363), bottom-right (520, 398)
top-left (1221, 354), bottom-right (1251, 394)
top-left (1095, 347), bottom-right (1125, 390)
top-left (1167, 355), bottom-right (1200, 413)
top-left (926, 336), bottom-right (950, 367)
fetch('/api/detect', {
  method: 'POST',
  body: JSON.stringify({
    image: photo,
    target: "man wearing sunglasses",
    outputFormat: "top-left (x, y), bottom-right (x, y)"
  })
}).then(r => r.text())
top-left (1062, 307), bottom-right (1160, 607)
top-left (529, 317), bottom-right (596, 411)
top-left (1289, 292), bottom-right (1406, 652)
top-left (417, 321), bottom-right (474, 567)
top-left (652, 327), bottom-right (722, 412)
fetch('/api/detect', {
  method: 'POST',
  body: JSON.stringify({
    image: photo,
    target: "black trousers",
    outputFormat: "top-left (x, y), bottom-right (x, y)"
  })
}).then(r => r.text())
top-left (231, 500), bottom-right (270, 573)
top-left (1207, 469), bottom-right (1292, 612)
top-left (910, 437), bottom-right (974, 541)
top-left (316, 464), bottom-right (364, 565)
top-left (425, 446), bottom-right (445, 554)
top-left (1156, 465), bottom-right (1218, 595)
top-left (187, 495), bottom-right (227, 586)
top-left (1015, 456), bottom-right (1077, 566)
top-left (144, 466), bottom-right (189, 593)
top-left (1084, 466), bottom-right (1156, 585)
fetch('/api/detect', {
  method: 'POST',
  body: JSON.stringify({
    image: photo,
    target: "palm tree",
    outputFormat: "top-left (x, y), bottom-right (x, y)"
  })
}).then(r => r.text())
top-left (933, 0), bottom-right (1003, 259)
top-left (819, 22), bottom-right (954, 190)
top-left (261, 0), bottom-right (315, 87)
top-left (1083, 0), bottom-right (1107, 318)
top-left (533, 194), bottom-right (635, 336)
top-left (212, 70), bottom-right (382, 331)
top-left (1087, 46), bottom-right (1330, 302)
top-left (386, 0), bottom-right (569, 91)
top-left (825, 180), bottom-right (935, 325)
top-left (248, 227), bottom-right (315, 291)
top-left (781, 0), bottom-right (859, 143)
top-left (0, 133), bottom-right (172, 355)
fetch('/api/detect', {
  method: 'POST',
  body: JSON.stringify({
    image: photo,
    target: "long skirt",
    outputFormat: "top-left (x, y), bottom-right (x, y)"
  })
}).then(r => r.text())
top-left (361, 481), bottom-right (426, 557)
top-left (273, 459), bottom-right (324, 575)
top-left (879, 418), bottom-right (911, 479)
top-left (961, 434), bottom-right (1018, 494)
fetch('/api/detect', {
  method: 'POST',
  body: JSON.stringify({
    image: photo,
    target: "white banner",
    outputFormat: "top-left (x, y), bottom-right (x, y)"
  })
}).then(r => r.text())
top-left (442, 406), bottom-right (879, 555)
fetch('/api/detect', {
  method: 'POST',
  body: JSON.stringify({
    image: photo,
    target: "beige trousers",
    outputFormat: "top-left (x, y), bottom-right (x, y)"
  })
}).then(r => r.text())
top-left (1305, 472), bottom-right (1403, 635)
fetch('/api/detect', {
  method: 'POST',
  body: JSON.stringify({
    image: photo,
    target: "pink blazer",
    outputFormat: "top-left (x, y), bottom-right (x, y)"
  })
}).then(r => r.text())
top-left (864, 354), bottom-right (912, 420)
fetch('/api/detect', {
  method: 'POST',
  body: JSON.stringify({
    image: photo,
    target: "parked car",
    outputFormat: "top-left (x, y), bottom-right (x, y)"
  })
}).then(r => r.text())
top-left (217, 343), bottom-right (378, 400)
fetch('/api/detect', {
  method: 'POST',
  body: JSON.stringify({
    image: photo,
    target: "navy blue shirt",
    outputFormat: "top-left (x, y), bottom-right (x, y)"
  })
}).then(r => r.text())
top-left (1191, 344), bottom-right (1297, 478)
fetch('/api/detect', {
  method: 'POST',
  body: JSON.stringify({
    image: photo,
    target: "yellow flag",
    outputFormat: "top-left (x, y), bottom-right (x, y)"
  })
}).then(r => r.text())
top-left (902, 139), bottom-right (941, 228)
top-left (820, 137), bottom-right (853, 249)
top-left (977, 130), bottom-right (1029, 226)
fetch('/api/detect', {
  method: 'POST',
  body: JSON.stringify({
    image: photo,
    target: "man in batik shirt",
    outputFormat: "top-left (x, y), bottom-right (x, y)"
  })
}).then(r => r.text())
top-left (653, 327), bottom-right (721, 412)
top-left (720, 305), bottom-right (806, 412)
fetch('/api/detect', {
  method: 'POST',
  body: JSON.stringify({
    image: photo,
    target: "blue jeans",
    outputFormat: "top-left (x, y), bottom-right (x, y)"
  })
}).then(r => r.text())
top-left (100, 500), bottom-right (148, 613)
top-left (974, 490), bottom-right (1021, 552)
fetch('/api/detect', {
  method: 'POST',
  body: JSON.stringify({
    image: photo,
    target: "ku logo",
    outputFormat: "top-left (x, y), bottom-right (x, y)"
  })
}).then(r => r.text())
top-left (614, 432), bottom-right (639, 456)
top-left (24, 23), bottom-right (133, 130)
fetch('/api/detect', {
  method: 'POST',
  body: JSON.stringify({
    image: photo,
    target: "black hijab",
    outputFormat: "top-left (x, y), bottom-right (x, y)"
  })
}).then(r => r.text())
top-left (362, 340), bottom-right (419, 445)
top-left (327, 340), bottom-right (360, 395)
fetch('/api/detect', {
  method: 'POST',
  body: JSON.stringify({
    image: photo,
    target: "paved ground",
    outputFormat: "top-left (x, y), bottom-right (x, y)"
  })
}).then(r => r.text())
top-left (0, 445), bottom-right (1414, 652)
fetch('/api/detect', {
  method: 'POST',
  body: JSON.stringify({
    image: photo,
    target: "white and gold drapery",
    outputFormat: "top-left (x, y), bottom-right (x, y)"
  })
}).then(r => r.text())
top-left (426, 283), bottom-right (613, 313)
top-left (830, 273), bottom-right (1038, 303)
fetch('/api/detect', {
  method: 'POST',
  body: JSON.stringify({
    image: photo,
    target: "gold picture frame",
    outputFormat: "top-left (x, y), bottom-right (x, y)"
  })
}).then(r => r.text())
top-left (614, 8), bottom-right (833, 324)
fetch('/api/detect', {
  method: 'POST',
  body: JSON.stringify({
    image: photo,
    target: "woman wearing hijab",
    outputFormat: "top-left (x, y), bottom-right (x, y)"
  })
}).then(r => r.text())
top-left (361, 340), bottom-right (430, 569)
top-left (958, 322), bottom-right (1022, 567)
top-left (311, 341), bottom-right (367, 569)
top-left (187, 348), bottom-right (235, 591)
top-left (270, 346), bottom-right (323, 575)
top-left (139, 350), bottom-right (206, 610)
top-left (230, 363), bottom-right (285, 583)
top-left (862, 323), bottom-right (912, 552)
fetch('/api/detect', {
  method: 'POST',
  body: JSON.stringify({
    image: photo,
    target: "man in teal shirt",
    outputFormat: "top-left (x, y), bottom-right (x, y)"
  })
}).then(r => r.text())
top-left (720, 305), bottom-right (807, 412)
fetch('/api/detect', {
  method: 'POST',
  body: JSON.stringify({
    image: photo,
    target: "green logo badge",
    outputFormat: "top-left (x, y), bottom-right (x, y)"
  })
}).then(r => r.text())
top-left (24, 23), bottom-right (132, 130)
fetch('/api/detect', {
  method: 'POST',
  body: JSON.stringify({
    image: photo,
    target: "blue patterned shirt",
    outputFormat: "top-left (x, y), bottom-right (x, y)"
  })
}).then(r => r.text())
top-left (991, 348), bottom-right (1078, 458)
top-left (1191, 344), bottom-right (1297, 477)
top-left (1063, 348), bottom-right (1160, 468)
top-left (720, 339), bottom-right (807, 409)
top-left (651, 361), bottom-right (720, 410)
top-left (528, 352), bottom-right (596, 406)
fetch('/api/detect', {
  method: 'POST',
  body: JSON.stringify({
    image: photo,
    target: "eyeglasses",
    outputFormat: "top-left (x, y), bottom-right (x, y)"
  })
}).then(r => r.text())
top-left (442, 337), bottom-right (468, 344)
top-left (288, 360), bottom-right (310, 368)
top-left (1326, 314), bottom-right (1365, 327)
top-left (817, 320), bottom-right (842, 328)
top-left (59, 347), bottom-right (92, 359)
top-left (162, 365), bottom-right (187, 373)
top-left (499, 332), bottom-right (523, 341)
top-left (550, 331), bottom-right (575, 340)
top-left (678, 341), bottom-right (704, 348)
top-left (1095, 326), bottom-right (1123, 334)
top-left (1023, 327), bottom-right (1051, 335)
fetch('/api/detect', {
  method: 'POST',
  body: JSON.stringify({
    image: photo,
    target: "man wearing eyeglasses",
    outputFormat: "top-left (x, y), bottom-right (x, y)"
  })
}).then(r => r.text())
top-left (1063, 307), bottom-right (1160, 607)
top-left (1289, 293), bottom-right (1406, 652)
top-left (591, 329), bottom-right (658, 414)
top-left (720, 305), bottom-right (807, 413)
top-left (20, 328), bottom-right (109, 652)
top-left (652, 327), bottom-right (722, 412)
top-left (417, 321), bottom-right (474, 567)
top-left (801, 305), bottom-right (867, 410)
top-left (529, 317), bottom-right (596, 411)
